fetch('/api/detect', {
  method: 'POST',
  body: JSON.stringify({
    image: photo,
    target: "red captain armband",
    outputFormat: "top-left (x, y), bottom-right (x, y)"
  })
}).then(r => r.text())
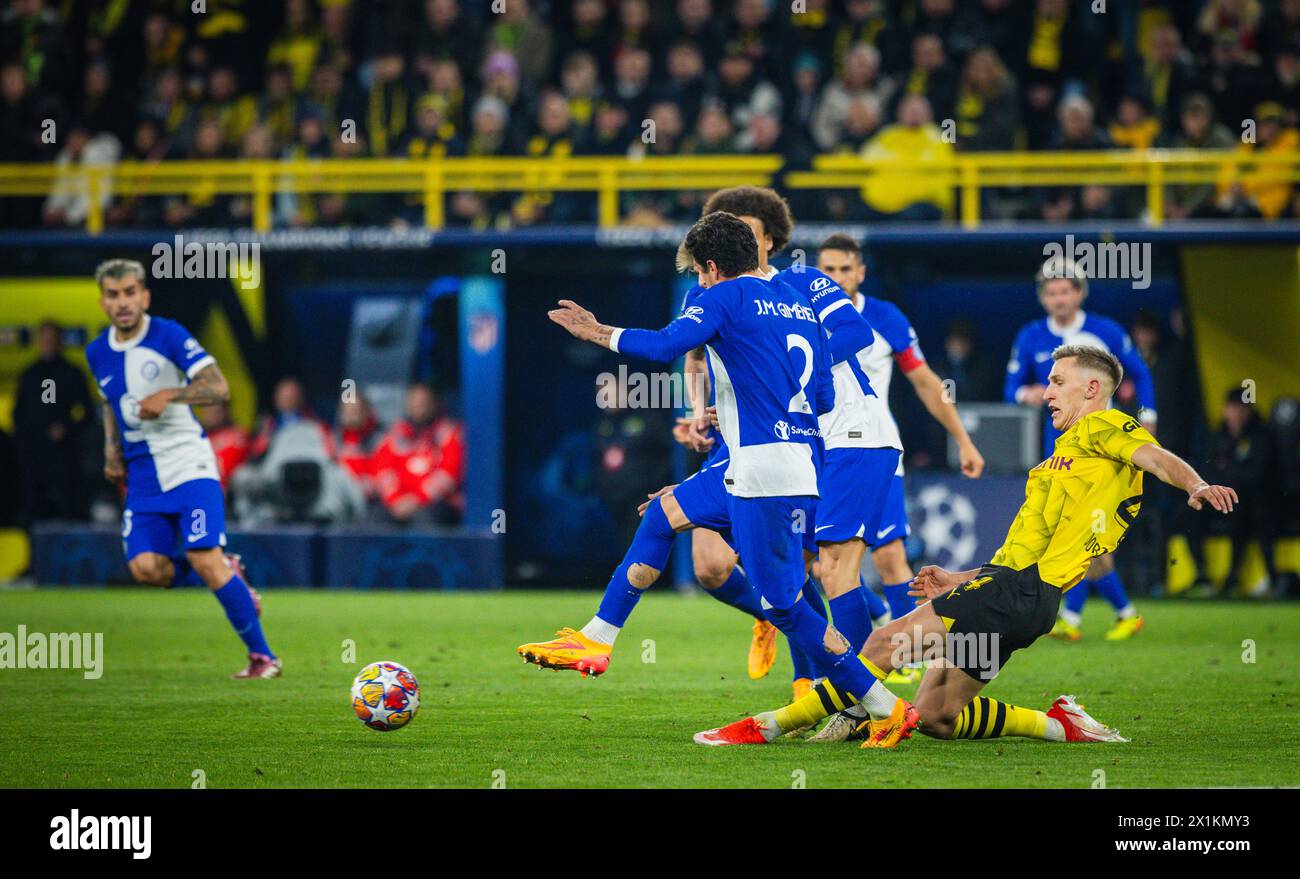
top-left (894, 346), bottom-right (926, 373)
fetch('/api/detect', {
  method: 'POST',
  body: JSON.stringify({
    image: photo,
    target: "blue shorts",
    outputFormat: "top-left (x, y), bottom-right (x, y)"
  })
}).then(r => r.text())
top-left (122, 479), bottom-right (228, 561)
top-left (728, 495), bottom-right (818, 611)
top-left (869, 472), bottom-right (910, 549)
top-left (813, 447), bottom-right (900, 545)
top-left (673, 455), bottom-right (733, 540)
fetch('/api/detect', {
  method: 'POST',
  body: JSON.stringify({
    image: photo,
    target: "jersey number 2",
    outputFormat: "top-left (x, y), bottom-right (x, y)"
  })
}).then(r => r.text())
top-left (786, 334), bottom-right (813, 414)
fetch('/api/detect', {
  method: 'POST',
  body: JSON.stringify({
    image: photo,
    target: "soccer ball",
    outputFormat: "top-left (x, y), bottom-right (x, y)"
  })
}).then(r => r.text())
top-left (351, 661), bottom-right (420, 732)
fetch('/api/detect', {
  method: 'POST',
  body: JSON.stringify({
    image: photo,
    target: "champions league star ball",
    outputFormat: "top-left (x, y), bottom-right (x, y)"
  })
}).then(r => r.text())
top-left (351, 661), bottom-right (420, 731)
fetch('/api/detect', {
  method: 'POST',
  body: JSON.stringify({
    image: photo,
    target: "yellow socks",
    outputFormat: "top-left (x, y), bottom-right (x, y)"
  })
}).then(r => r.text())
top-left (952, 697), bottom-right (1049, 740)
top-left (775, 680), bottom-right (857, 732)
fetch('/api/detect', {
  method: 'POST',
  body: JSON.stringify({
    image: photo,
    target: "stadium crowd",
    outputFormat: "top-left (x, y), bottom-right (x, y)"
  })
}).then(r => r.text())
top-left (4, 0), bottom-right (1300, 228)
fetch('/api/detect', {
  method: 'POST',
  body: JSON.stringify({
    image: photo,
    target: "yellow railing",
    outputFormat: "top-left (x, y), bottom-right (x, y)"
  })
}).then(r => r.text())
top-left (786, 149), bottom-right (1300, 227)
top-left (0, 150), bottom-right (1295, 234)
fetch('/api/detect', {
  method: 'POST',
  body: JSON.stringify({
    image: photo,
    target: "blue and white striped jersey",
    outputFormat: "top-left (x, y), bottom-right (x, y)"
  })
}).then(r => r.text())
top-left (85, 314), bottom-right (221, 496)
top-left (615, 273), bottom-right (834, 497)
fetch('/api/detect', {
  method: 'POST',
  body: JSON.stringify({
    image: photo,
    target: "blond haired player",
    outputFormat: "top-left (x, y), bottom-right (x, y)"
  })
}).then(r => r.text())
top-left (695, 345), bottom-right (1236, 748)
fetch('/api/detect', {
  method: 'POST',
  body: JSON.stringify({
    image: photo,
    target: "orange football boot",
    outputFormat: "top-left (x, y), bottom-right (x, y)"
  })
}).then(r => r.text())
top-left (517, 628), bottom-right (612, 677)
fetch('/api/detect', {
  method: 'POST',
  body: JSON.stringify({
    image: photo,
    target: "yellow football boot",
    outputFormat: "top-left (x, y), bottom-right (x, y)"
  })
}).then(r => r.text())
top-left (1049, 616), bottom-right (1083, 642)
top-left (747, 619), bottom-right (778, 679)
top-left (517, 628), bottom-right (612, 677)
top-left (1104, 615), bottom-right (1145, 641)
top-left (856, 698), bottom-right (920, 749)
top-left (792, 677), bottom-right (814, 702)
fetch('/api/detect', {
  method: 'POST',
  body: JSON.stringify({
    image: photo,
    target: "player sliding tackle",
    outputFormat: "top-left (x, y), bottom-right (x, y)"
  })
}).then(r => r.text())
top-left (696, 345), bottom-right (1236, 748)
top-left (531, 212), bottom-right (903, 718)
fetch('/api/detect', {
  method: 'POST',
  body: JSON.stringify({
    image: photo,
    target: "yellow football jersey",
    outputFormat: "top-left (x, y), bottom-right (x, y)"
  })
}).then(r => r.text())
top-left (991, 409), bottom-right (1158, 590)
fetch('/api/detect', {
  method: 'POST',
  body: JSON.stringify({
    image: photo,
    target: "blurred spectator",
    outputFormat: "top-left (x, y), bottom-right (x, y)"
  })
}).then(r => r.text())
top-left (930, 319), bottom-right (1001, 403)
top-left (365, 48), bottom-right (411, 157)
top-left (13, 320), bottom-right (92, 523)
top-left (859, 93), bottom-right (953, 221)
top-left (1130, 308), bottom-right (1199, 459)
top-left (41, 122), bottom-right (121, 227)
top-left (334, 393), bottom-right (383, 496)
top-left (484, 0), bottom-right (553, 84)
top-left (250, 377), bottom-right (329, 460)
top-left (1158, 93), bottom-right (1235, 220)
top-left (895, 31), bottom-right (958, 123)
top-left (813, 41), bottom-right (893, 151)
top-left (1038, 95), bottom-right (1114, 221)
top-left (652, 40), bottom-right (708, 129)
top-left (1014, 0), bottom-right (1091, 150)
top-left (413, 0), bottom-right (481, 82)
top-left (1213, 102), bottom-right (1299, 219)
top-left (197, 401), bottom-right (251, 487)
top-left (592, 372), bottom-right (670, 546)
top-left (1181, 390), bottom-right (1278, 596)
top-left (1109, 93), bottom-right (1161, 151)
top-left (559, 51), bottom-right (601, 139)
top-left (954, 46), bottom-right (1020, 151)
top-left (371, 384), bottom-right (465, 525)
top-left (1131, 23), bottom-right (1200, 130)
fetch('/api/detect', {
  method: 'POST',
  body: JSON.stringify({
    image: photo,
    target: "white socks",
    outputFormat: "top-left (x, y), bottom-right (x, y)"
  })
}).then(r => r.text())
top-left (580, 616), bottom-right (620, 646)
top-left (861, 680), bottom-right (899, 719)
top-left (1060, 609), bottom-right (1082, 627)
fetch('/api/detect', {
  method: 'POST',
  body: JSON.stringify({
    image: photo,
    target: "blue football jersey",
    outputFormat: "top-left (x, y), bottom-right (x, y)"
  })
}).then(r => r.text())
top-left (777, 268), bottom-right (902, 452)
top-left (1004, 309), bottom-right (1158, 448)
top-left (85, 315), bottom-right (221, 496)
top-left (680, 283), bottom-right (728, 462)
top-left (616, 274), bottom-right (834, 497)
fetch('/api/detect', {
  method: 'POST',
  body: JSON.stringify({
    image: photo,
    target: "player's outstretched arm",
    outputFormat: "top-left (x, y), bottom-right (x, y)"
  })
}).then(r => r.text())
top-left (137, 363), bottom-right (231, 419)
top-left (1131, 443), bottom-right (1237, 513)
top-left (905, 362), bottom-right (985, 478)
top-left (549, 298), bottom-right (718, 362)
top-left (548, 300), bottom-right (618, 349)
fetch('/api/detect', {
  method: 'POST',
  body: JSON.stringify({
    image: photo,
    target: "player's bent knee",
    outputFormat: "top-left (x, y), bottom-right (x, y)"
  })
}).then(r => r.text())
top-left (695, 563), bottom-right (732, 590)
top-left (129, 553), bottom-right (172, 587)
top-left (873, 540), bottom-right (910, 582)
top-left (627, 563), bottom-right (661, 589)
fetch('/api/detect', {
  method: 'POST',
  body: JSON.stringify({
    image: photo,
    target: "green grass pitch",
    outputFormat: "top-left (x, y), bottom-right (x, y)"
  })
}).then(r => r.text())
top-left (1, 588), bottom-right (1297, 788)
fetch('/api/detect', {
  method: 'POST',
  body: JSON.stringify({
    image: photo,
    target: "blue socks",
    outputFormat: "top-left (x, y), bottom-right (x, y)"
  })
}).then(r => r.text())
top-left (595, 498), bottom-right (676, 627)
top-left (766, 598), bottom-right (877, 700)
top-left (790, 577), bottom-right (827, 681)
top-left (705, 566), bottom-right (765, 620)
top-left (881, 580), bottom-right (914, 619)
top-left (802, 576), bottom-right (828, 620)
top-left (828, 588), bottom-right (871, 654)
top-left (1063, 579), bottom-right (1090, 615)
top-left (213, 574), bottom-right (274, 658)
top-left (1092, 570), bottom-right (1134, 614)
